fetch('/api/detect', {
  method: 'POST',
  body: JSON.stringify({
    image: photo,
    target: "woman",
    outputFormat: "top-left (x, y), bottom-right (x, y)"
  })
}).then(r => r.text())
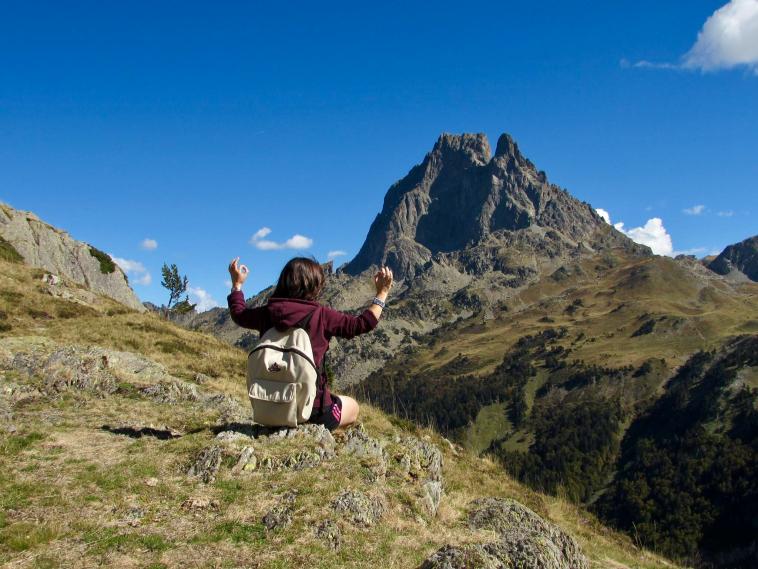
top-left (227, 256), bottom-right (393, 430)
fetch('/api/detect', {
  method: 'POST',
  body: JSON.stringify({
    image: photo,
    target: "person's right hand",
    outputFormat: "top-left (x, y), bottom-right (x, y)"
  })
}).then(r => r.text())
top-left (228, 257), bottom-right (249, 289)
top-left (374, 266), bottom-right (393, 296)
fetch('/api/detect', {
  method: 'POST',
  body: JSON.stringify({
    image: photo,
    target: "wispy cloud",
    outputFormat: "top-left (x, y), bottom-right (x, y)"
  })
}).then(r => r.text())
top-left (327, 250), bottom-right (347, 260)
top-left (109, 255), bottom-right (152, 285)
top-left (683, 204), bottom-right (706, 215)
top-left (140, 238), bottom-right (158, 251)
top-left (249, 227), bottom-right (313, 251)
top-left (187, 286), bottom-right (219, 312)
top-left (624, 0), bottom-right (758, 74)
top-left (717, 210), bottom-right (735, 217)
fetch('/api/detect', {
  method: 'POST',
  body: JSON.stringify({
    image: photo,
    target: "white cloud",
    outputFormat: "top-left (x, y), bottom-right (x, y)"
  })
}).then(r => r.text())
top-left (109, 255), bottom-right (152, 286)
top-left (187, 286), bottom-right (219, 313)
top-left (614, 218), bottom-right (674, 256)
top-left (684, 0), bottom-right (758, 72)
top-left (140, 238), bottom-right (158, 251)
top-left (327, 250), bottom-right (347, 259)
top-left (224, 279), bottom-right (232, 287)
top-left (625, 0), bottom-right (758, 74)
top-left (600, 210), bottom-right (676, 256)
top-left (683, 204), bottom-right (706, 215)
top-left (250, 228), bottom-right (313, 251)
top-left (717, 210), bottom-right (735, 217)
top-left (251, 227), bottom-right (272, 241)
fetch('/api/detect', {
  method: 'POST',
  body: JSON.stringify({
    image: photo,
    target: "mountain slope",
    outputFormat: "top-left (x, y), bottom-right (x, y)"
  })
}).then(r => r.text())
top-left (0, 256), bottom-right (677, 568)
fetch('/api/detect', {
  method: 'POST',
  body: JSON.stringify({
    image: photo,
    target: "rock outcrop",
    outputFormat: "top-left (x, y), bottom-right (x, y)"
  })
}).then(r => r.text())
top-left (708, 235), bottom-right (758, 282)
top-left (0, 202), bottom-right (144, 311)
top-left (421, 498), bottom-right (589, 569)
top-left (344, 132), bottom-right (645, 279)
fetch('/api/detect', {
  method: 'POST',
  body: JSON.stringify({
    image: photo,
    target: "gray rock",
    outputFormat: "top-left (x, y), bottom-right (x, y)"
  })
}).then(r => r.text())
top-left (708, 235), bottom-right (758, 282)
top-left (331, 490), bottom-right (385, 528)
top-left (419, 543), bottom-right (514, 569)
top-left (315, 520), bottom-right (341, 550)
top-left (0, 202), bottom-right (144, 311)
top-left (231, 446), bottom-right (257, 474)
top-left (343, 426), bottom-right (387, 480)
top-left (397, 435), bottom-right (443, 482)
top-left (422, 480), bottom-right (443, 517)
top-left (139, 380), bottom-right (199, 404)
top-left (263, 503), bottom-right (293, 531)
top-left (464, 497), bottom-right (589, 569)
top-left (193, 372), bottom-right (212, 384)
top-left (395, 435), bottom-right (444, 516)
top-left (187, 445), bottom-right (222, 484)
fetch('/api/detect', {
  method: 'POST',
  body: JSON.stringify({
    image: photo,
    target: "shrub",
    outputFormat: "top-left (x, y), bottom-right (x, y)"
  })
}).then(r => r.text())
top-left (88, 246), bottom-right (116, 274)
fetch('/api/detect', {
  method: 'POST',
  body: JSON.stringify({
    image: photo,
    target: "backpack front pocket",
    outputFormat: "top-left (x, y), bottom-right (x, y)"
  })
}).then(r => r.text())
top-left (248, 379), bottom-right (298, 427)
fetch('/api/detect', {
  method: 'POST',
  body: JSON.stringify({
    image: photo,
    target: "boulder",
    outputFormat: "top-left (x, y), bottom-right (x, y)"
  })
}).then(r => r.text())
top-left (420, 498), bottom-right (589, 569)
top-left (331, 490), bottom-right (385, 528)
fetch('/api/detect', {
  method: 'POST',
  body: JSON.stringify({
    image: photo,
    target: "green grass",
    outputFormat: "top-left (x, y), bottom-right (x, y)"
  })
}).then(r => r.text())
top-left (0, 522), bottom-right (58, 552)
top-left (462, 402), bottom-right (511, 455)
top-left (83, 527), bottom-right (171, 555)
top-left (196, 521), bottom-right (266, 545)
top-left (0, 432), bottom-right (46, 456)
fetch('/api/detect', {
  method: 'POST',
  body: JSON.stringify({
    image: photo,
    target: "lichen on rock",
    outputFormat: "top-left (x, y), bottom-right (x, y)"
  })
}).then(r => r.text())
top-left (420, 497), bottom-right (589, 569)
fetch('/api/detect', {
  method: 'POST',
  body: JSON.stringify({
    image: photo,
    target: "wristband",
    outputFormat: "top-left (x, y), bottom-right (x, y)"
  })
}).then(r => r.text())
top-left (372, 297), bottom-right (386, 308)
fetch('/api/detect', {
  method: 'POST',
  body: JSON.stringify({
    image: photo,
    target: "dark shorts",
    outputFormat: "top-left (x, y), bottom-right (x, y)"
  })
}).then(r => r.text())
top-left (308, 396), bottom-right (342, 431)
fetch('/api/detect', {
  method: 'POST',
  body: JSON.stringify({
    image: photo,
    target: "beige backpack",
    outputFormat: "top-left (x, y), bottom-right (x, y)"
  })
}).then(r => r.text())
top-left (246, 310), bottom-right (319, 427)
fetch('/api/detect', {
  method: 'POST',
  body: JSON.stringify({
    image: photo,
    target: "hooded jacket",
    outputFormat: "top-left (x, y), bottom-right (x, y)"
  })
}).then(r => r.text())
top-left (227, 290), bottom-right (379, 411)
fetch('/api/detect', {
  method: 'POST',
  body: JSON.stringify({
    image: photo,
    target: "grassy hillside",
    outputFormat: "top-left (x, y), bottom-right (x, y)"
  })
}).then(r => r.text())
top-left (0, 258), bottom-right (678, 568)
top-left (355, 250), bottom-right (758, 566)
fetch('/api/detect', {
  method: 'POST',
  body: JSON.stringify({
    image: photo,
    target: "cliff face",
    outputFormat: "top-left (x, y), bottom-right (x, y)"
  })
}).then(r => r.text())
top-left (708, 235), bottom-right (758, 282)
top-left (344, 133), bottom-right (643, 279)
top-left (0, 202), bottom-right (144, 312)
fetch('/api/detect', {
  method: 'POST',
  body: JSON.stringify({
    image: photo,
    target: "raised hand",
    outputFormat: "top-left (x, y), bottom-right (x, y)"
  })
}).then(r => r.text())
top-left (228, 257), bottom-right (250, 289)
top-left (374, 266), bottom-right (393, 296)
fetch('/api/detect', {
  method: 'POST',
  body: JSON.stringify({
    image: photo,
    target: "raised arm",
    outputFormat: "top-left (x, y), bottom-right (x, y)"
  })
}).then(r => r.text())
top-left (324, 266), bottom-right (393, 339)
top-left (226, 257), bottom-right (267, 331)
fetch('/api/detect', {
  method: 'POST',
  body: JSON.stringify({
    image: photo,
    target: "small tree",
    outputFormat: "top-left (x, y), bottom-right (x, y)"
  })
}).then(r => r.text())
top-left (160, 263), bottom-right (194, 315)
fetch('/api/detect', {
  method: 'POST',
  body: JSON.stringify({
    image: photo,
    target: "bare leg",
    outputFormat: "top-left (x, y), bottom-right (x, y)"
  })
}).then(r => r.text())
top-left (337, 395), bottom-right (359, 427)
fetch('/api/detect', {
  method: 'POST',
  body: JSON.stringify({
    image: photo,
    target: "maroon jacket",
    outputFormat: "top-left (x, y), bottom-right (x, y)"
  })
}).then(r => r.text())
top-left (227, 290), bottom-right (379, 410)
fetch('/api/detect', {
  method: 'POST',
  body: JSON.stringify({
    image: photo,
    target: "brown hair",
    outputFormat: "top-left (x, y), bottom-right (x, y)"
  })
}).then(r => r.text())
top-left (271, 257), bottom-right (325, 300)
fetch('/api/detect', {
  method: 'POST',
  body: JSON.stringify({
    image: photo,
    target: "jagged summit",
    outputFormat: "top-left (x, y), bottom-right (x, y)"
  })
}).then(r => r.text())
top-left (344, 132), bottom-right (639, 279)
top-left (708, 234), bottom-right (758, 282)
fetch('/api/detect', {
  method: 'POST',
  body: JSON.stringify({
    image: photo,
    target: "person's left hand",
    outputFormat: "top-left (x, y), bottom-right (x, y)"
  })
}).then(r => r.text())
top-left (228, 257), bottom-right (249, 289)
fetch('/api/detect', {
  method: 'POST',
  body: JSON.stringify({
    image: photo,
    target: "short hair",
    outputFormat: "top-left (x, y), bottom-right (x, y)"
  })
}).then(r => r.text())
top-left (271, 257), bottom-right (325, 300)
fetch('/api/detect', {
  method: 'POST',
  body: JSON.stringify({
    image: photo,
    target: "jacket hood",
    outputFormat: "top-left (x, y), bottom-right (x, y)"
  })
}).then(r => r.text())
top-left (266, 297), bottom-right (320, 331)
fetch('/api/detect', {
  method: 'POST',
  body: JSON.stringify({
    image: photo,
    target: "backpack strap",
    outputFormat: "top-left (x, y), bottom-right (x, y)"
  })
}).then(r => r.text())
top-left (294, 307), bottom-right (330, 413)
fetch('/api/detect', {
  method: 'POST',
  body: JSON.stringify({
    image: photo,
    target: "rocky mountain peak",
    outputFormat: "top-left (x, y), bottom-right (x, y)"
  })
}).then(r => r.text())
top-left (708, 234), bottom-right (758, 282)
top-left (431, 132), bottom-right (491, 166)
top-left (344, 131), bottom-right (640, 279)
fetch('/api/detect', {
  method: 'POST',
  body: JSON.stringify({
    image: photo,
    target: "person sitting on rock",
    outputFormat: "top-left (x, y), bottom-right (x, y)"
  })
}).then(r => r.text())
top-left (227, 256), bottom-right (393, 430)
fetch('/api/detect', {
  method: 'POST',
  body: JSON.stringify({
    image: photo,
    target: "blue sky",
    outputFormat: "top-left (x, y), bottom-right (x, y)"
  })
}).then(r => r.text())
top-left (1, 1), bottom-right (756, 310)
